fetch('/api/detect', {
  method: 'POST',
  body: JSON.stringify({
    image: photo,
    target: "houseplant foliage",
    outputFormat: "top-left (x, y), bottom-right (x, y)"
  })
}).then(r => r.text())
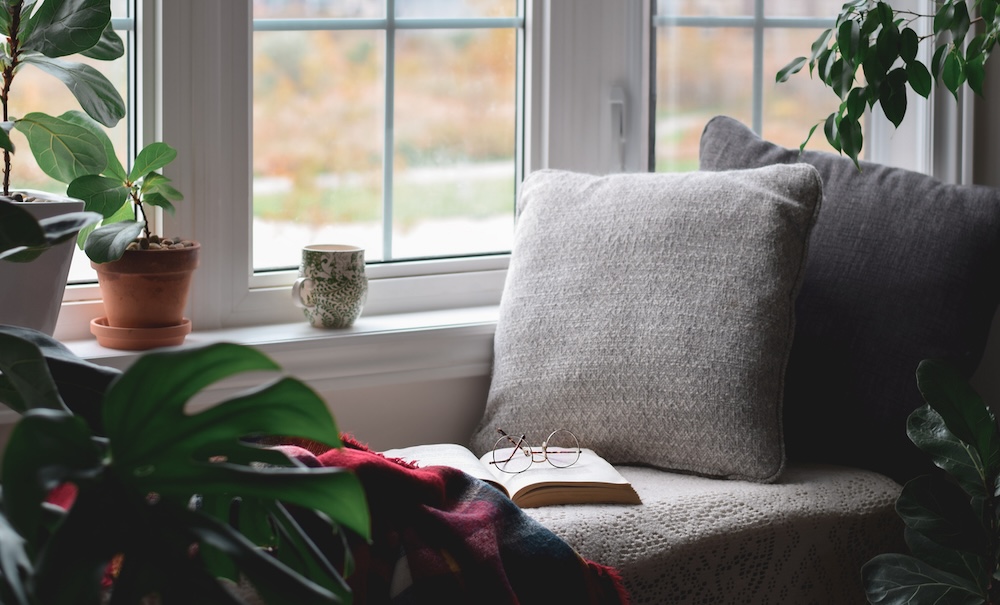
top-left (776, 0), bottom-right (1000, 166)
top-left (861, 359), bottom-right (1000, 604)
top-left (0, 0), bottom-right (125, 261)
top-left (0, 325), bottom-right (371, 604)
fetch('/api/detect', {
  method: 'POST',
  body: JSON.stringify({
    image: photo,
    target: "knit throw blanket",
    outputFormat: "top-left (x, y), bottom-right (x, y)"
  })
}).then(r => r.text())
top-left (286, 436), bottom-right (630, 605)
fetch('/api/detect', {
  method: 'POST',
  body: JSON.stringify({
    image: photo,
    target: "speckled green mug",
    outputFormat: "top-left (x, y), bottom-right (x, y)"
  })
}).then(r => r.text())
top-left (292, 244), bottom-right (368, 328)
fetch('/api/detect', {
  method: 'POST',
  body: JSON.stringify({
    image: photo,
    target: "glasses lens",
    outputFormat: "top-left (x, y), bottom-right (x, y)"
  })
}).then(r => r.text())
top-left (544, 429), bottom-right (581, 468)
top-left (492, 438), bottom-right (533, 473)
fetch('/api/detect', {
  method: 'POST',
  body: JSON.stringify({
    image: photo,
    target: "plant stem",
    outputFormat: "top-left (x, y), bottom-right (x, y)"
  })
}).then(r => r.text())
top-left (1, 0), bottom-right (22, 197)
top-left (131, 188), bottom-right (150, 239)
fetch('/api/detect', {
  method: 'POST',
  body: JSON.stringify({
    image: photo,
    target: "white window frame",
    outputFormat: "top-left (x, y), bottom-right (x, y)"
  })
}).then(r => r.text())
top-left (53, 0), bottom-right (972, 345)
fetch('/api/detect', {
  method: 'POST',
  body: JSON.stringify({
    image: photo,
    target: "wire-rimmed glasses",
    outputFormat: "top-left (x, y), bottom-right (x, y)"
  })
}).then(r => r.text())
top-left (490, 428), bottom-right (581, 474)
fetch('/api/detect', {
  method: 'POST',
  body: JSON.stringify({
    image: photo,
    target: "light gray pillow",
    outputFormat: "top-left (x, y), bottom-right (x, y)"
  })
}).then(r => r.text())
top-left (469, 166), bottom-right (823, 482)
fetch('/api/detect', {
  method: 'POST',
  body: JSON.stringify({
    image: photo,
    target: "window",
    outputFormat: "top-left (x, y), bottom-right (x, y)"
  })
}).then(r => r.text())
top-left (650, 0), bottom-right (937, 174)
top-left (251, 1), bottom-right (523, 270)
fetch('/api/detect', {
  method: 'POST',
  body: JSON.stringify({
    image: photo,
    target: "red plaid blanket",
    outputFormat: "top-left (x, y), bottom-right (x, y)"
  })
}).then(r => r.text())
top-left (290, 436), bottom-right (629, 605)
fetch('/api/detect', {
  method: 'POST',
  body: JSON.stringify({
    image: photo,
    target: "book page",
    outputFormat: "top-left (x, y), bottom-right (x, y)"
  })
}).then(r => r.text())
top-left (479, 448), bottom-right (641, 507)
top-left (381, 443), bottom-right (507, 495)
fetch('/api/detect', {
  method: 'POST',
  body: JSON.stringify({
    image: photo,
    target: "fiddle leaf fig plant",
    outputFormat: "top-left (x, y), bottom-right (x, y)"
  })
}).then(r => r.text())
top-left (0, 0), bottom-right (126, 260)
top-left (777, 0), bottom-right (1000, 167)
top-left (862, 359), bottom-right (1000, 605)
top-left (0, 325), bottom-right (371, 604)
top-left (66, 115), bottom-right (184, 263)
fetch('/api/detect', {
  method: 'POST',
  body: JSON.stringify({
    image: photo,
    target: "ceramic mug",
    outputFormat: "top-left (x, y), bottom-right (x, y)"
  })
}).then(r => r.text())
top-left (292, 244), bottom-right (368, 328)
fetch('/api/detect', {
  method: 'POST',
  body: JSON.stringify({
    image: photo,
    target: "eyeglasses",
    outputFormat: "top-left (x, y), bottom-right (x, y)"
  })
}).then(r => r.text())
top-left (490, 428), bottom-right (581, 474)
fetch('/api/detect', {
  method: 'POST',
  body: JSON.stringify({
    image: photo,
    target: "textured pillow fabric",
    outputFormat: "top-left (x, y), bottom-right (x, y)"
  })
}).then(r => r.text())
top-left (469, 166), bottom-right (823, 482)
top-left (699, 115), bottom-right (1000, 483)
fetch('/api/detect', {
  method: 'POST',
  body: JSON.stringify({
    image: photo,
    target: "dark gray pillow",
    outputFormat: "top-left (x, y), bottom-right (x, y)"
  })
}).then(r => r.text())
top-left (469, 166), bottom-right (823, 482)
top-left (699, 115), bottom-right (1000, 483)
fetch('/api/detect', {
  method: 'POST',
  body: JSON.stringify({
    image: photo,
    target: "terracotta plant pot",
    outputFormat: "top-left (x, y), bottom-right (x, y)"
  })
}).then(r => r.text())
top-left (91, 242), bottom-right (199, 349)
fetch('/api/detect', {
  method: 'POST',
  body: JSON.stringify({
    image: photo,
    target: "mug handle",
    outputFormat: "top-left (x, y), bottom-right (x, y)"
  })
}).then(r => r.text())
top-left (292, 277), bottom-right (315, 309)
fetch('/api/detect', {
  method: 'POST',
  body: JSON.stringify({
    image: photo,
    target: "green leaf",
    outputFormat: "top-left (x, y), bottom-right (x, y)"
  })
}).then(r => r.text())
top-left (810, 28), bottom-right (833, 63)
top-left (140, 191), bottom-right (175, 215)
top-left (1, 409), bottom-right (102, 551)
top-left (776, 56), bottom-right (807, 83)
top-left (863, 50), bottom-right (887, 90)
top-left (824, 112), bottom-right (841, 153)
top-left (907, 404), bottom-right (987, 499)
top-left (80, 22), bottom-right (124, 61)
top-left (950, 1), bottom-right (971, 45)
top-left (100, 343), bottom-right (370, 539)
top-left (141, 172), bottom-right (184, 201)
top-left (838, 19), bottom-right (861, 65)
top-left (129, 142), bottom-right (178, 182)
top-left (20, 0), bottom-right (111, 58)
top-left (0, 124), bottom-right (12, 153)
top-left (67, 174), bottom-right (129, 218)
top-left (935, 1), bottom-right (956, 34)
top-left (904, 527), bottom-right (988, 593)
top-left (798, 122), bottom-right (820, 153)
top-left (879, 67), bottom-right (908, 128)
top-left (967, 55), bottom-right (986, 96)
top-left (896, 475), bottom-right (987, 555)
top-left (829, 58), bottom-right (854, 98)
top-left (13, 112), bottom-right (106, 183)
top-left (0, 199), bottom-right (45, 258)
top-left (875, 21), bottom-right (900, 71)
top-left (984, 0), bottom-right (998, 24)
top-left (875, 1), bottom-right (894, 27)
top-left (0, 4), bottom-right (10, 38)
top-left (83, 219), bottom-right (143, 263)
top-left (906, 60), bottom-right (932, 98)
top-left (21, 55), bottom-right (125, 128)
top-left (863, 553), bottom-right (984, 605)
top-left (839, 115), bottom-right (863, 168)
top-left (75, 196), bottom-right (131, 250)
top-left (932, 43), bottom-right (950, 80)
top-left (899, 27), bottom-right (918, 63)
top-left (916, 359), bottom-right (1000, 479)
top-left (0, 328), bottom-right (68, 414)
top-left (846, 86), bottom-right (867, 120)
top-left (59, 109), bottom-right (126, 182)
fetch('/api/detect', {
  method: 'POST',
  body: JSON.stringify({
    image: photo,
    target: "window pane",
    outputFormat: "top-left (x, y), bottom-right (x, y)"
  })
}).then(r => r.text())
top-left (395, 0), bottom-right (516, 18)
top-left (762, 27), bottom-right (847, 151)
top-left (764, 0), bottom-right (841, 18)
top-left (253, 29), bottom-right (385, 269)
top-left (653, 27), bottom-right (753, 172)
top-left (656, 0), bottom-right (752, 18)
top-left (391, 28), bottom-right (516, 259)
top-left (253, 0), bottom-right (384, 19)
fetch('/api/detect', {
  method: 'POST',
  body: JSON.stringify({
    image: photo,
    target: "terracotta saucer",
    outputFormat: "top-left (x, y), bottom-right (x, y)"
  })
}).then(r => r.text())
top-left (90, 317), bottom-right (192, 350)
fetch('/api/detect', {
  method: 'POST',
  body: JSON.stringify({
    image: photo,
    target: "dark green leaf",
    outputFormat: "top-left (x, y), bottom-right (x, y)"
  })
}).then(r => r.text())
top-left (932, 43), bottom-right (950, 80)
top-left (951, 1), bottom-right (971, 45)
top-left (817, 47), bottom-right (836, 81)
top-left (879, 67), bottom-right (908, 128)
top-left (899, 27), bottom-right (918, 63)
top-left (13, 112), bottom-right (106, 183)
top-left (907, 404), bottom-right (986, 499)
top-left (861, 9), bottom-right (881, 37)
top-left (0, 199), bottom-right (45, 258)
top-left (839, 115), bottom-right (863, 167)
top-left (59, 109), bottom-right (126, 182)
top-left (935, 1), bottom-right (956, 34)
top-left (875, 1), bottom-right (894, 26)
top-left (1, 409), bottom-right (102, 551)
top-left (916, 359), bottom-right (1000, 479)
top-left (876, 22), bottom-right (900, 71)
top-left (896, 475), bottom-right (987, 555)
top-left (141, 172), bottom-right (184, 201)
top-left (0, 124), bottom-right (12, 153)
top-left (838, 19), bottom-right (861, 65)
top-left (0, 4), bottom-right (10, 38)
top-left (846, 86), bottom-right (867, 120)
top-left (863, 49), bottom-right (887, 89)
top-left (67, 174), bottom-right (129, 218)
top-left (20, 0), bottom-right (111, 58)
top-left (0, 491), bottom-right (32, 605)
top-left (810, 28), bottom-right (833, 63)
top-left (79, 22), bottom-right (124, 61)
top-left (0, 329), bottom-right (67, 413)
top-left (75, 197), bottom-right (131, 251)
top-left (141, 191), bottom-right (175, 215)
top-left (863, 553), bottom-right (983, 605)
top-left (129, 142), bottom-right (177, 182)
top-left (830, 58), bottom-right (854, 98)
top-left (776, 56), bottom-right (807, 83)
top-left (21, 55), bottom-right (125, 128)
top-left (906, 60), bottom-right (932, 98)
top-left (967, 55), bottom-right (986, 96)
top-left (984, 0), bottom-right (998, 24)
top-left (904, 527), bottom-right (988, 592)
top-left (798, 122), bottom-right (820, 153)
top-left (83, 219), bottom-right (143, 263)
top-left (824, 112), bottom-right (842, 152)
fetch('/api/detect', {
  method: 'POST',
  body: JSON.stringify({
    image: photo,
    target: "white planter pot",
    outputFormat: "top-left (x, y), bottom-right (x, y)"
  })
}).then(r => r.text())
top-left (0, 192), bottom-right (84, 335)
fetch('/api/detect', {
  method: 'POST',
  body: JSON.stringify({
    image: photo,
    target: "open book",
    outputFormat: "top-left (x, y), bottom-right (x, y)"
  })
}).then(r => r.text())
top-left (381, 443), bottom-right (641, 508)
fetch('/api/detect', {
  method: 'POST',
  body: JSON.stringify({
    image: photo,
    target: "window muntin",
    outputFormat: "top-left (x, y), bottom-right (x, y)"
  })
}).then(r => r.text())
top-left (251, 1), bottom-right (521, 271)
top-left (652, 1), bottom-right (846, 172)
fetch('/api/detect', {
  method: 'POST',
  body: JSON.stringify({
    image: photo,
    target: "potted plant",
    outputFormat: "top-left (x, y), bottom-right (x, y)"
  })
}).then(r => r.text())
top-left (63, 123), bottom-right (195, 349)
top-left (0, 324), bottom-right (371, 604)
top-left (0, 0), bottom-right (126, 334)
